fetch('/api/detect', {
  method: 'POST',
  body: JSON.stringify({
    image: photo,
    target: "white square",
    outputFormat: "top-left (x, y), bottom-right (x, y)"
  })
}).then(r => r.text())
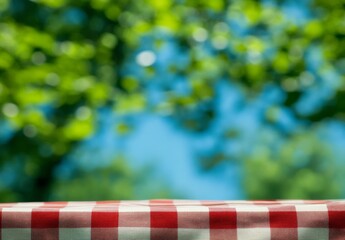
top-left (2, 228), bottom-right (31, 240)
top-left (178, 228), bottom-right (210, 240)
top-left (173, 200), bottom-right (203, 206)
top-left (60, 202), bottom-right (96, 212)
top-left (16, 202), bottom-right (44, 207)
top-left (59, 228), bottom-right (91, 240)
top-left (225, 200), bottom-right (250, 204)
top-left (59, 206), bottom-right (94, 212)
top-left (298, 227), bottom-right (328, 240)
top-left (66, 201), bottom-right (96, 206)
top-left (278, 200), bottom-right (305, 204)
top-left (2, 207), bottom-right (33, 213)
top-left (237, 228), bottom-right (271, 240)
top-left (118, 227), bottom-right (150, 240)
top-left (119, 200), bottom-right (150, 206)
top-left (295, 204), bottom-right (328, 212)
top-left (175, 205), bottom-right (209, 213)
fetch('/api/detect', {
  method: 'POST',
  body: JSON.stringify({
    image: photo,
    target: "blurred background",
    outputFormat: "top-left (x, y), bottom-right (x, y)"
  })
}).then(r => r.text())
top-left (0, 0), bottom-right (344, 202)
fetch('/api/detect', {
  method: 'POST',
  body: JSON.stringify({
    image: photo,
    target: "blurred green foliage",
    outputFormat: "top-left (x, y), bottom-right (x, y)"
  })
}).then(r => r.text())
top-left (0, 0), bottom-right (344, 201)
top-left (244, 128), bottom-right (341, 199)
top-left (52, 157), bottom-right (173, 201)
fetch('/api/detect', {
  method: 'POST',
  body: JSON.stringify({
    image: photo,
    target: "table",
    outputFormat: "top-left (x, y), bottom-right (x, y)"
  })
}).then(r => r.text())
top-left (0, 200), bottom-right (344, 239)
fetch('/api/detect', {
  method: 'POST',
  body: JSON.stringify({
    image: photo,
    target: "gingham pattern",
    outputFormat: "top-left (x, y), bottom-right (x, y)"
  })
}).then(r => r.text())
top-left (0, 200), bottom-right (345, 240)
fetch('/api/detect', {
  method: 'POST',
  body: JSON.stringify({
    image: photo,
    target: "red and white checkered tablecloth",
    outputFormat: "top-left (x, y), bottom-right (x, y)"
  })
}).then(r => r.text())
top-left (0, 200), bottom-right (345, 240)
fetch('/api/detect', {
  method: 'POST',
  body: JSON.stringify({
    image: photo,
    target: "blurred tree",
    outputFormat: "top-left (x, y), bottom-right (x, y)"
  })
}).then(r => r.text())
top-left (52, 157), bottom-right (173, 201)
top-left (243, 128), bottom-right (342, 199)
top-left (0, 0), bottom-right (344, 201)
